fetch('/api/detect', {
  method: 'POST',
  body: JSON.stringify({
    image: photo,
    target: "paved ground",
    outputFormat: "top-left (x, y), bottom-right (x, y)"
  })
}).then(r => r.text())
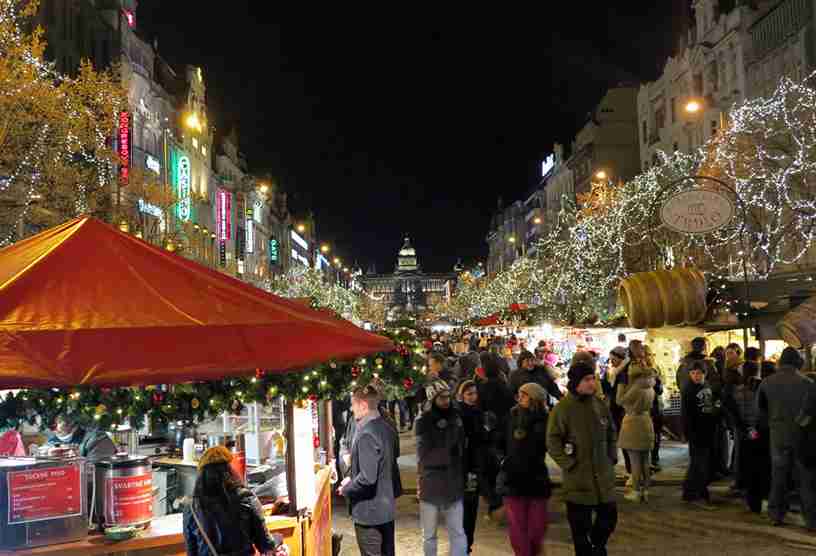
top-left (332, 431), bottom-right (816, 555)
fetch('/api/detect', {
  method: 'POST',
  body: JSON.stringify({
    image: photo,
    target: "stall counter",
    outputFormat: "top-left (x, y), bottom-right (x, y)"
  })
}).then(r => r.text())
top-left (0, 467), bottom-right (333, 556)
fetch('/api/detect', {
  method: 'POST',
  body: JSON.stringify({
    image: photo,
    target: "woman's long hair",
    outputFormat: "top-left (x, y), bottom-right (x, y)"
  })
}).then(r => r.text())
top-left (193, 462), bottom-right (243, 513)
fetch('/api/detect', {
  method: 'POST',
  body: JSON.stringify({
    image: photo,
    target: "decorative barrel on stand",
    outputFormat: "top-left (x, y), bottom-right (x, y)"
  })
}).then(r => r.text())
top-left (777, 296), bottom-right (816, 349)
top-left (618, 268), bottom-right (707, 329)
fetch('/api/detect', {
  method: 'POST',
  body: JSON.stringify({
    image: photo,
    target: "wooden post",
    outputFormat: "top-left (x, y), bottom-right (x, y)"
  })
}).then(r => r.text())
top-left (321, 401), bottom-right (334, 462)
top-left (284, 400), bottom-right (298, 514)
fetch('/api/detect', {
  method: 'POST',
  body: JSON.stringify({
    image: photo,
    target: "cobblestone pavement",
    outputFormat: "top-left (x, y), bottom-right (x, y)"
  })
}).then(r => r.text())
top-left (332, 431), bottom-right (816, 555)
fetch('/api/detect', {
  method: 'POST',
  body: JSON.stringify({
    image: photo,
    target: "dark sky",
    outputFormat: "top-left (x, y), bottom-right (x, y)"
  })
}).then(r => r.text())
top-left (137, 2), bottom-right (690, 273)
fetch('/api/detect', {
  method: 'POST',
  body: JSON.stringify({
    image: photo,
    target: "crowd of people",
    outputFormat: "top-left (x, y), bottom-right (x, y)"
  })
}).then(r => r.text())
top-left (333, 328), bottom-right (816, 556)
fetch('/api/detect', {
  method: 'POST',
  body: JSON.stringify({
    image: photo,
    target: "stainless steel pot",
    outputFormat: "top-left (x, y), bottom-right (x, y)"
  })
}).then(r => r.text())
top-left (93, 453), bottom-right (153, 530)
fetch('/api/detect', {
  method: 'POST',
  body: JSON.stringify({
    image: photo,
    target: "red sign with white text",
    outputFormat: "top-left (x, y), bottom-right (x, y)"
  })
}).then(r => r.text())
top-left (230, 451), bottom-right (246, 483)
top-left (119, 111), bottom-right (130, 185)
top-left (7, 464), bottom-right (83, 524)
top-left (105, 473), bottom-right (153, 525)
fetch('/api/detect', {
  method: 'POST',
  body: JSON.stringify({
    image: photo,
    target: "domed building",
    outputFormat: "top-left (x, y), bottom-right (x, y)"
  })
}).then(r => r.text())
top-left (360, 237), bottom-right (457, 321)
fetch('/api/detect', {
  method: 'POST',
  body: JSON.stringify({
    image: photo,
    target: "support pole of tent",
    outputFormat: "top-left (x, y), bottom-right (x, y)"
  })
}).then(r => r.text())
top-left (285, 400), bottom-right (299, 513)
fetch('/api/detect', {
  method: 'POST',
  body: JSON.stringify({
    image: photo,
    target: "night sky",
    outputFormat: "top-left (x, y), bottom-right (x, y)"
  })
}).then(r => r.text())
top-left (137, 2), bottom-right (690, 273)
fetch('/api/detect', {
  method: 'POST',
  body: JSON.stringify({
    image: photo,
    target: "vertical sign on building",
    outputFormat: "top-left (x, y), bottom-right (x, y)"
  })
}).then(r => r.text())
top-left (236, 193), bottom-right (246, 261)
top-left (216, 188), bottom-right (231, 266)
top-left (269, 238), bottom-right (279, 267)
top-left (175, 154), bottom-right (192, 222)
top-left (118, 112), bottom-right (130, 185)
top-left (246, 206), bottom-right (254, 254)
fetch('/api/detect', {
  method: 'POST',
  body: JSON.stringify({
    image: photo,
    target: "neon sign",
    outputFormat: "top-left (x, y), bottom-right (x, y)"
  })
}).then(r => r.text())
top-left (541, 154), bottom-right (554, 177)
top-left (145, 154), bottom-right (160, 175)
top-left (217, 189), bottom-right (231, 241)
top-left (290, 230), bottom-right (308, 250)
top-left (119, 112), bottom-right (130, 184)
top-left (246, 218), bottom-right (254, 253)
top-left (122, 9), bottom-right (135, 28)
top-left (269, 238), bottom-right (279, 263)
top-left (176, 155), bottom-right (191, 221)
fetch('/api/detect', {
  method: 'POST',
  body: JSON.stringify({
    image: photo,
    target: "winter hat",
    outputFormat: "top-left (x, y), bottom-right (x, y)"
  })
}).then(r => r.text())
top-left (519, 382), bottom-right (547, 408)
top-left (198, 445), bottom-right (233, 471)
top-left (567, 361), bottom-right (596, 394)
top-left (780, 347), bottom-right (804, 369)
top-left (544, 352), bottom-right (559, 367)
top-left (610, 346), bottom-right (627, 360)
top-left (425, 380), bottom-right (451, 401)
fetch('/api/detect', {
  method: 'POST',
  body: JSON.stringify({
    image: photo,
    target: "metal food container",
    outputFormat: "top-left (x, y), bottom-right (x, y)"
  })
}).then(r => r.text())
top-left (0, 456), bottom-right (89, 550)
top-left (93, 454), bottom-right (153, 530)
top-left (207, 433), bottom-right (246, 482)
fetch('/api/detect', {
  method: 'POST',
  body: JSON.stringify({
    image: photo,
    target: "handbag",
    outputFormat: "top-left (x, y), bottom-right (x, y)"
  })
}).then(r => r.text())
top-left (190, 499), bottom-right (220, 556)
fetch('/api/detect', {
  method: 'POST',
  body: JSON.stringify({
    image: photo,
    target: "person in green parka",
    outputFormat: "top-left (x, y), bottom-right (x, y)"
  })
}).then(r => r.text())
top-left (547, 360), bottom-right (619, 556)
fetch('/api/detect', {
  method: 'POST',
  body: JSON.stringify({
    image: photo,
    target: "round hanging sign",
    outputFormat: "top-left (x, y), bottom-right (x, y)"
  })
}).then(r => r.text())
top-left (660, 189), bottom-right (735, 234)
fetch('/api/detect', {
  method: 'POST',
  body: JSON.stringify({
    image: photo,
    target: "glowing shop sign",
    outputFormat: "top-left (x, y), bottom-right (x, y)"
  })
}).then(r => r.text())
top-left (269, 238), bottom-right (279, 263)
top-left (119, 112), bottom-right (130, 184)
top-left (176, 155), bottom-right (191, 221)
top-left (246, 218), bottom-right (254, 253)
top-left (145, 154), bottom-right (161, 175)
top-left (290, 230), bottom-right (308, 250)
top-left (253, 199), bottom-right (263, 223)
top-left (317, 254), bottom-right (330, 270)
top-left (217, 189), bottom-right (231, 241)
top-left (541, 154), bottom-right (554, 177)
top-left (138, 198), bottom-right (166, 232)
top-left (291, 249), bottom-right (310, 267)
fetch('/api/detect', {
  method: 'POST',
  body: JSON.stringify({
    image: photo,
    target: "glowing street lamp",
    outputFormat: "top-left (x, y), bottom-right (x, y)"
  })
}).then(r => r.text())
top-left (297, 224), bottom-right (306, 233)
top-left (595, 170), bottom-right (608, 181)
top-left (685, 100), bottom-right (702, 114)
top-left (508, 236), bottom-right (516, 244)
top-left (533, 216), bottom-right (542, 225)
top-left (185, 112), bottom-right (203, 132)
top-left (320, 244), bottom-right (330, 254)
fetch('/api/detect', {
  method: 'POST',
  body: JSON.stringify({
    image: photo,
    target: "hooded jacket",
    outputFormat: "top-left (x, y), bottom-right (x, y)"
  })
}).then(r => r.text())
top-left (547, 392), bottom-right (617, 506)
top-left (682, 381), bottom-right (719, 446)
top-left (416, 403), bottom-right (465, 505)
top-left (183, 488), bottom-right (283, 556)
top-left (616, 362), bottom-right (656, 451)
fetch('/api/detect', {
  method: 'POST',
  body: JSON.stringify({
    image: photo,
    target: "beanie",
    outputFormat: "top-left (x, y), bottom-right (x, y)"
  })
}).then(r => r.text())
top-left (544, 352), bottom-right (559, 367)
top-left (518, 382), bottom-right (548, 403)
top-left (780, 347), bottom-right (804, 369)
top-left (425, 379), bottom-right (451, 401)
top-left (567, 361), bottom-right (595, 394)
top-left (198, 445), bottom-right (233, 471)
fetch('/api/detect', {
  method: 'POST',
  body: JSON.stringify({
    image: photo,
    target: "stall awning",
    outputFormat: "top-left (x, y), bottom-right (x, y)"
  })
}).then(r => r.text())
top-left (0, 217), bottom-right (393, 387)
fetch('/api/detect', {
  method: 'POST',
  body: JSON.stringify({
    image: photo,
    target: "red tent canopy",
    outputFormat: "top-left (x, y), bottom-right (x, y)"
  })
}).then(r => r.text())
top-left (474, 314), bottom-right (499, 327)
top-left (0, 217), bottom-right (393, 388)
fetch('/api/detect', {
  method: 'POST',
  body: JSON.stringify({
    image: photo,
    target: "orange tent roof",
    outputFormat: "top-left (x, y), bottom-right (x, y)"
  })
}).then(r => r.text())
top-left (0, 217), bottom-right (392, 387)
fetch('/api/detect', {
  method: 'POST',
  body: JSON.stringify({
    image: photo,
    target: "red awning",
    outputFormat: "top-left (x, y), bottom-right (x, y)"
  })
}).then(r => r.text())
top-left (474, 314), bottom-right (499, 327)
top-left (0, 217), bottom-right (392, 388)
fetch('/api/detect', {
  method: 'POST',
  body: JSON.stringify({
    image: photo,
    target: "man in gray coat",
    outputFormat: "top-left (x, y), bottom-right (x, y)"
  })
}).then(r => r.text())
top-left (339, 383), bottom-right (399, 556)
top-left (416, 380), bottom-right (467, 556)
top-left (757, 347), bottom-right (816, 529)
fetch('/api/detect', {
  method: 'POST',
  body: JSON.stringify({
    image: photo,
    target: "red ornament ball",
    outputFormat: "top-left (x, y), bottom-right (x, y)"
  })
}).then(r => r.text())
top-left (403, 378), bottom-right (414, 389)
top-left (308, 394), bottom-right (318, 402)
top-left (351, 367), bottom-right (360, 378)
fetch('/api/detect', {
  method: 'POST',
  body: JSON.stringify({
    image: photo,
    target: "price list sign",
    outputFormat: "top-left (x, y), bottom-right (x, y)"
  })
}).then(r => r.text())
top-left (105, 473), bottom-right (153, 525)
top-left (7, 464), bottom-right (83, 524)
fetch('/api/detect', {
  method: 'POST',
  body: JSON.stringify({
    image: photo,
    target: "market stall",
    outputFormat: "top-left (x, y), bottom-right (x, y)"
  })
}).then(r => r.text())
top-left (0, 217), bottom-right (396, 555)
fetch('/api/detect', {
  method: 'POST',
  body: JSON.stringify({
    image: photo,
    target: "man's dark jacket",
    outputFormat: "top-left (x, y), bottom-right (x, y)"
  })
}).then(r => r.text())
top-left (342, 413), bottom-right (399, 526)
top-left (416, 404), bottom-right (465, 506)
top-left (509, 365), bottom-right (563, 401)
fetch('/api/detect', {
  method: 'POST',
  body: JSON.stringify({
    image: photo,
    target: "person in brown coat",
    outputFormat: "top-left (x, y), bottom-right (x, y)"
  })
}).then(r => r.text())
top-left (616, 340), bottom-right (656, 503)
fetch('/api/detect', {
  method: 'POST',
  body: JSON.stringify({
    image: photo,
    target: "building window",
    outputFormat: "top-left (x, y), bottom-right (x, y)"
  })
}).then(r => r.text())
top-left (192, 137), bottom-right (199, 149)
top-left (711, 120), bottom-right (719, 136)
top-left (673, 142), bottom-right (679, 152)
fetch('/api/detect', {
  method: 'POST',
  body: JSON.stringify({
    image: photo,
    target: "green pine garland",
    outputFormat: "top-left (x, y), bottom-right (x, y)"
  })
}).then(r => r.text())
top-left (0, 327), bottom-right (426, 431)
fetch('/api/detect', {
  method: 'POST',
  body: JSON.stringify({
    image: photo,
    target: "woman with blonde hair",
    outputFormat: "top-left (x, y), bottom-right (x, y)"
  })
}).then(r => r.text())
top-left (617, 339), bottom-right (657, 503)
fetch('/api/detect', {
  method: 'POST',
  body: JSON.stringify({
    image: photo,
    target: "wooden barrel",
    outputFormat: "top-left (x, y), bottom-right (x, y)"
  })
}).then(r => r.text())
top-left (618, 268), bottom-right (707, 329)
top-left (777, 296), bottom-right (816, 348)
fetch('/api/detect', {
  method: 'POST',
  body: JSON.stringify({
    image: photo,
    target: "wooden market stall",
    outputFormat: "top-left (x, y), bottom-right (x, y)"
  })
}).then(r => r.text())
top-left (0, 217), bottom-right (392, 555)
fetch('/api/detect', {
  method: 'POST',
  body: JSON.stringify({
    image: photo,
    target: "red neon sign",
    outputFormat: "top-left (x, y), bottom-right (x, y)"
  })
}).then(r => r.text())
top-left (119, 111), bottom-right (130, 185)
top-left (123, 10), bottom-right (135, 28)
top-left (217, 189), bottom-right (231, 241)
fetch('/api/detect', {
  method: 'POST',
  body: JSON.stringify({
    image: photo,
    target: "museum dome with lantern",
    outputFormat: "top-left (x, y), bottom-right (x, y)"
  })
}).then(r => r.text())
top-left (360, 236), bottom-right (457, 319)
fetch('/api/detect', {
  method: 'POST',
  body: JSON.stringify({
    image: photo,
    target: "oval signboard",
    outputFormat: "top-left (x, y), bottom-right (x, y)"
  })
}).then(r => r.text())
top-left (660, 189), bottom-right (735, 234)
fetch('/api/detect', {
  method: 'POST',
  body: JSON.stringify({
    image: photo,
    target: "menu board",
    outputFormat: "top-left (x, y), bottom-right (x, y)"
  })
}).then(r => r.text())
top-left (105, 473), bottom-right (153, 525)
top-left (7, 464), bottom-right (83, 524)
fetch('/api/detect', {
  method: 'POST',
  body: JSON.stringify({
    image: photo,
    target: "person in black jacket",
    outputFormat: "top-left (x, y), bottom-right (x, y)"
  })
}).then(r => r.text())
top-left (681, 361), bottom-right (720, 509)
top-left (498, 382), bottom-right (552, 556)
top-left (183, 446), bottom-right (286, 556)
top-left (509, 351), bottom-right (563, 403)
top-left (457, 379), bottom-right (486, 554)
top-left (475, 356), bottom-right (515, 518)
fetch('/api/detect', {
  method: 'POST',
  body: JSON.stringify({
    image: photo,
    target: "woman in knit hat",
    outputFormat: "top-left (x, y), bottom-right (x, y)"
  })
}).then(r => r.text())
top-left (183, 446), bottom-right (288, 556)
top-left (498, 382), bottom-right (552, 556)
